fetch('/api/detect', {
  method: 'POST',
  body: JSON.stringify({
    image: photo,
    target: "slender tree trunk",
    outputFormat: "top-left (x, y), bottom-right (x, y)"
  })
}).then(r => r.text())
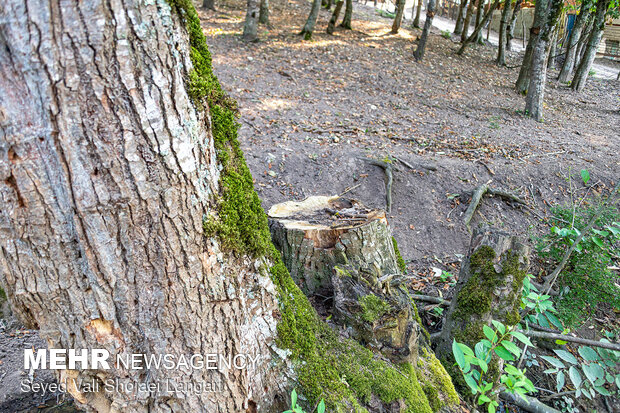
top-left (0, 1), bottom-right (285, 411)
top-left (571, 0), bottom-right (611, 92)
top-left (392, 0), bottom-right (407, 33)
top-left (461, 0), bottom-right (476, 41)
top-left (259, 0), bottom-right (270, 25)
top-left (243, 0), bottom-right (261, 40)
top-left (474, 0), bottom-right (485, 44)
top-left (515, 0), bottom-right (551, 94)
top-left (414, 0), bottom-right (437, 60)
top-left (547, 29), bottom-right (557, 69)
top-left (203, 0), bottom-right (216, 10)
top-left (524, 0), bottom-right (563, 121)
top-left (454, 0), bottom-right (469, 34)
top-left (457, 0), bottom-right (500, 54)
top-left (301, 0), bottom-right (324, 39)
top-left (414, 0), bottom-right (423, 27)
top-left (558, 3), bottom-right (592, 83)
top-left (341, 0), bottom-right (353, 29)
top-left (497, 0), bottom-right (513, 65)
top-left (327, 0), bottom-right (345, 33)
top-left (506, 0), bottom-right (522, 51)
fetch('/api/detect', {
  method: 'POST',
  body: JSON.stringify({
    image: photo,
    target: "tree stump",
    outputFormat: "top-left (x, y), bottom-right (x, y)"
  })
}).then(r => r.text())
top-left (435, 226), bottom-right (530, 392)
top-left (268, 196), bottom-right (403, 296)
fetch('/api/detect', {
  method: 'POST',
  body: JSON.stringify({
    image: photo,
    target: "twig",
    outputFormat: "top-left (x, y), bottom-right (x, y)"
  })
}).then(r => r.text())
top-left (463, 180), bottom-right (492, 229)
top-left (517, 329), bottom-right (620, 352)
top-left (394, 156), bottom-right (437, 171)
top-left (339, 182), bottom-right (362, 196)
top-left (487, 188), bottom-right (527, 205)
top-left (500, 391), bottom-right (561, 413)
top-left (411, 294), bottom-right (450, 306)
top-left (476, 159), bottom-right (495, 175)
top-left (540, 390), bottom-right (576, 401)
top-left (541, 183), bottom-right (620, 294)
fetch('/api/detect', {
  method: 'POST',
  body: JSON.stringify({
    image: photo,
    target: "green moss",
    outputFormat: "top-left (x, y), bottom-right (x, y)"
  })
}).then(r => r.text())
top-left (167, 2), bottom-right (453, 410)
top-left (416, 348), bottom-right (460, 411)
top-left (392, 236), bottom-right (407, 273)
top-left (359, 294), bottom-right (391, 323)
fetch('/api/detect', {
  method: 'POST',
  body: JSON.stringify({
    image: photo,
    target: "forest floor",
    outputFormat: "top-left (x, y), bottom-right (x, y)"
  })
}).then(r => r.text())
top-left (0, 0), bottom-right (618, 411)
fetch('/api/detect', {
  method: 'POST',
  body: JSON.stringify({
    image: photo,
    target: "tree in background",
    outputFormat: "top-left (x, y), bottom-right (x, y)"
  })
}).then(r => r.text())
top-left (203, 0), bottom-right (216, 11)
top-left (558, 0), bottom-right (593, 83)
top-left (341, 0), bottom-right (353, 29)
top-left (415, 0), bottom-right (437, 60)
top-left (413, 0), bottom-right (423, 27)
top-left (497, 0), bottom-right (513, 65)
top-left (392, 0), bottom-right (407, 33)
top-left (524, 0), bottom-right (564, 120)
top-left (571, 0), bottom-right (613, 91)
top-left (461, 0), bottom-right (477, 41)
top-left (327, 0), bottom-right (345, 33)
top-left (506, 0), bottom-right (523, 51)
top-left (301, 0), bottom-right (324, 39)
top-left (259, 0), bottom-right (271, 26)
top-left (457, 0), bottom-right (500, 54)
top-left (454, 0), bottom-right (469, 34)
top-left (243, 0), bottom-right (261, 40)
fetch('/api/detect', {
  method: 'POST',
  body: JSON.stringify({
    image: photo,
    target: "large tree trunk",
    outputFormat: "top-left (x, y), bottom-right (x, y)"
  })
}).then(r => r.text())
top-left (506, 0), bottom-right (522, 51)
top-left (558, 2), bottom-right (592, 83)
top-left (243, 0), bottom-right (261, 40)
top-left (571, 0), bottom-right (610, 92)
top-left (514, 0), bottom-right (551, 94)
top-left (340, 0), bottom-right (353, 29)
top-left (414, 0), bottom-right (423, 28)
top-left (0, 0), bottom-right (284, 411)
top-left (392, 0), bottom-right (407, 33)
top-left (414, 0), bottom-right (437, 61)
top-left (497, 0), bottom-right (513, 65)
top-left (524, 0), bottom-right (563, 121)
top-left (454, 0), bottom-right (469, 34)
top-left (327, 0), bottom-right (345, 34)
top-left (436, 227), bottom-right (529, 393)
top-left (301, 0), bottom-right (323, 39)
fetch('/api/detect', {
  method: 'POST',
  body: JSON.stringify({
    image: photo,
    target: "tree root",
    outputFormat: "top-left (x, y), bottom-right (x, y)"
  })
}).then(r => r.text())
top-left (461, 181), bottom-right (526, 229)
top-left (361, 157), bottom-right (396, 213)
top-left (411, 294), bottom-right (450, 306)
top-left (500, 391), bottom-right (561, 413)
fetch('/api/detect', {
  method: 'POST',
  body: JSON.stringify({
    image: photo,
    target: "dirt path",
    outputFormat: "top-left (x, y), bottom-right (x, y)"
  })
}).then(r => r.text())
top-left (199, 0), bottom-right (619, 269)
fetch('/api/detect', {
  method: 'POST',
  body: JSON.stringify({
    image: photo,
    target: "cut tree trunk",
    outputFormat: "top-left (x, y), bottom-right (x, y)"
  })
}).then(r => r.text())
top-left (435, 227), bottom-right (529, 393)
top-left (454, 0), bottom-right (469, 34)
top-left (414, 0), bottom-right (437, 61)
top-left (327, 0), bottom-right (345, 34)
top-left (414, 0), bottom-right (423, 28)
top-left (557, 1), bottom-right (592, 83)
top-left (506, 0), bottom-right (523, 51)
top-left (301, 0), bottom-right (324, 39)
top-left (243, 0), bottom-right (261, 40)
top-left (268, 196), bottom-right (402, 296)
top-left (340, 0), bottom-right (353, 29)
top-left (571, 0), bottom-right (611, 92)
top-left (497, 0), bottom-right (513, 65)
top-left (392, 0), bottom-right (407, 33)
top-left (0, 1), bottom-right (285, 411)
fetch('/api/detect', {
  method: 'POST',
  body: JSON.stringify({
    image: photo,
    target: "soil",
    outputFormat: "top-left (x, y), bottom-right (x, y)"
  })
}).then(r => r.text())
top-left (1, 0), bottom-right (618, 411)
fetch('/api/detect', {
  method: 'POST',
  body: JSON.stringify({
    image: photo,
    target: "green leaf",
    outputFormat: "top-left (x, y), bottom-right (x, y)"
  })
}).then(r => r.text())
top-left (464, 373), bottom-right (480, 394)
top-left (291, 389), bottom-right (297, 407)
top-left (491, 320), bottom-right (506, 335)
top-left (556, 370), bottom-right (565, 392)
top-left (591, 236), bottom-right (604, 248)
top-left (583, 363), bottom-right (604, 384)
top-left (580, 169), bottom-right (590, 185)
top-left (478, 394), bottom-right (491, 404)
top-left (494, 346), bottom-right (515, 361)
top-left (453, 340), bottom-right (466, 368)
top-left (553, 349), bottom-right (578, 364)
top-left (317, 399), bottom-right (325, 413)
top-left (488, 403), bottom-right (496, 413)
top-left (578, 346), bottom-right (599, 361)
top-left (541, 355), bottom-right (565, 369)
top-left (510, 331), bottom-right (534, 347)
top-left (544, 312), bottom-right (563, 330)
top-left (568, 366), bottom-right (582, 389)
top-left (594, 385), bottom-right (611, 396)
top-left (501, 340), bottom-right (522, 357)
top-left (483, 325), bottom-right (497, 343)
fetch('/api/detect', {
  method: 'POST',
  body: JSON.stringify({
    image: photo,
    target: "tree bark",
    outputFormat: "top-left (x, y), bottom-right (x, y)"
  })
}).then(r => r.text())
top-left (203, 0), bottom-right (216, 10)
top-left (506, 0), bottom-right (522, 51)
top-left (340, 0), bottom-right (353, 29)
top-left (327, 0), bottom-right (345, 34)
top-left (259, 0), bottom-right (270, 25)
top-left (456, 0), bottom-right (500, 55)
top-left (474, 0), bottom-right (485, 44)
top-left (436, 227), bottom-right (529, 393)
top-left (454, 0), bottom-right (469, 34)
top-left (558, 2), bottom-right (592, 83)
top-left (514, 0), bottom-right (550, 94)
top-left (301, 0), bottom-right (324, 39)
top-left (497, 0), bottom-right (513, 65)
top-left (461, 0), bottom-right (477, 41)
top-left (392, 0), bottom-right (407, 33)
top-left (524, 0), bottom-right (563, 121)
top-left (414, 0), bottom-right (423, 27)
top-left (414, 0), bottom-right (437, 61)
top-left (0, 1), bottom-right (284, 411)
top-left (243, 0), bottom-right (261, 40)
top-left (571, 0), bottom-right (610, 92)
